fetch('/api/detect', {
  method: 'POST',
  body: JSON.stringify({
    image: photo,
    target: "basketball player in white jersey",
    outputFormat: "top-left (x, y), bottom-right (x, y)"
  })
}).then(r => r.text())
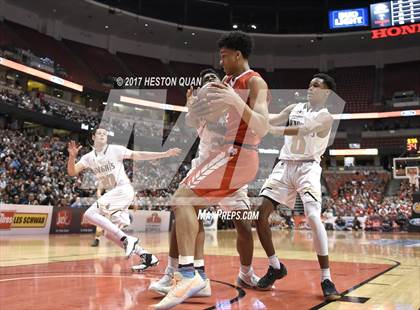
top-left (67, 127), bottom-right (181, 270)
top-left (255, 73), bottom-right (341, 300)
top-left (149, 69), bottom-right (259, 298)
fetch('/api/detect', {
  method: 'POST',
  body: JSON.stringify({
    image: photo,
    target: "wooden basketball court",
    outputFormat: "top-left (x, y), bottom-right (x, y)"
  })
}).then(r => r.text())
top-left (1, 230), bottom-right (419, 309)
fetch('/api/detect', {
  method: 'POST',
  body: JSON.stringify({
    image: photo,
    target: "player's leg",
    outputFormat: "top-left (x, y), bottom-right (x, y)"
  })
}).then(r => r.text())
top-left (149, 221), bottom-right (179, 295)
top-left (233, 216), bottom-right (261, 289)
top-left (84, 203), bottom-right (137, 256)
top-left (301, 194), bottom-right (340, 300)
top-left (254, 197), bottom-right (288, 290)
top-left (84, 186), bottom-right (138, 257)
top-left (91, 226), bottom-right (103, 247)
top-left (110, 209), bottom-right (158, 272)
top-left (152, 187), bottom-right (206, 309)
top-left (255, 161), bottom-right (292, 290)
top-left (255, 197), bottom-right (276, 261)
top-left (298, 163), bottom-right (340, 300)
top-left (193, 219), bottom-right (211, 297)
top-left (150, 217), bottom-right (211, 297)
top-left (218, 189), bottom-right (259, 289)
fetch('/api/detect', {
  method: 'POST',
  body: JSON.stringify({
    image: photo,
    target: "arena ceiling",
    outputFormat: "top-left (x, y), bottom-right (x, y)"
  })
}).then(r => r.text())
top-left (3, 0), bottom-right (420, 56)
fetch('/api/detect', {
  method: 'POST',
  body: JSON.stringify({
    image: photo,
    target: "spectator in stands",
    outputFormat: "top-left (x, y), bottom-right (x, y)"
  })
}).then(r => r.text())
top-left (334, 215), bottom-right (348, 231)
top-left (381, 216), bottom-right (393, 232)
top-left (70, 197), bottom-right (83, 208)
top-left (352, 216), bottom-right (362, 231)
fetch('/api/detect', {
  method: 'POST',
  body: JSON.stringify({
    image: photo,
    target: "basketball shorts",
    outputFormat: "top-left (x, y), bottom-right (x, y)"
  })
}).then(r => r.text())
top-left (182, 144), bottom-right (259, 202)
top-left (97, 184), bottom-right (135, 227)
top-left (259, 160), bottom-right (322, 209)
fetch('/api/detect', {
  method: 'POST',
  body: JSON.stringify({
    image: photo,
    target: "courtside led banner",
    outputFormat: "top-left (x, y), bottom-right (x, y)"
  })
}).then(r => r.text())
top-left (371, 23), bottom-right (420, 39)
top-left (329, 8), bottom-right (369, 29)
top-left (0, 57), bottom-right (83, 92)
top-left (329, 149), bottom-right (379, 156)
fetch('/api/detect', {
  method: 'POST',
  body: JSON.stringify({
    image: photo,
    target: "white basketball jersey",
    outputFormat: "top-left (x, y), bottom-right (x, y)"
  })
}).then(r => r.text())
top-left (192, 120), bottom-right (224, 168)
top-left (79, 144), bottom-right (133, 189)
top-left (279, 102), bottom-right (331, 162)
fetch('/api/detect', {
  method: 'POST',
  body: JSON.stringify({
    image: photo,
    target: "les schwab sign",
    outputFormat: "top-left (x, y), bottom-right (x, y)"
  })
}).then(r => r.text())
top-left (371, 23), bottom-right (420, 39)
top-left (0, 211), bottom-right (48, 229)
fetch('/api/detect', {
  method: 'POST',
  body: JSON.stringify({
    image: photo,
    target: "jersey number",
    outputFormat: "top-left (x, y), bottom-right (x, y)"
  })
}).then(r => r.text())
top-left (291, 136), bottom-right (306, 154)
top-left (98, 174), bottom-right (116, 189)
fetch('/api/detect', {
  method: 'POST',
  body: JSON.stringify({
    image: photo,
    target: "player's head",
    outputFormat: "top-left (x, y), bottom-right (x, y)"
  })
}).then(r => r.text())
top-left (199, 68), bottom-right (220, 86)
top-left (307, 73), bottom-right (336, 106)
top-left (91, 126), bottom-right (108, 146)
top-left (218, 31), bottom-right (253, 75)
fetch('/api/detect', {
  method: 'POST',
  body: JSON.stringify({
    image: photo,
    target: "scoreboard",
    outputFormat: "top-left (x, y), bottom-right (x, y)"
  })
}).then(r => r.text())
top-left (329, 0), bottom-right (420, 30)
top-left (407, 137), bottom-right (420, 154)
top-left (371, 0), bottom-right (420, 28)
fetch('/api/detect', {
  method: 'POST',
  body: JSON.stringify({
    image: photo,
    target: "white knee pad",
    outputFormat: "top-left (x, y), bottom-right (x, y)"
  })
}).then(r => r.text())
top-left (304, 201), bottom-right (328, 256)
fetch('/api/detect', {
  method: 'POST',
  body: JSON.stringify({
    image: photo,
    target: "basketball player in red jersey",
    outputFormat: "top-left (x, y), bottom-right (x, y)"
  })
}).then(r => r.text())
top-left (152, 31), bottom-right (269, 310)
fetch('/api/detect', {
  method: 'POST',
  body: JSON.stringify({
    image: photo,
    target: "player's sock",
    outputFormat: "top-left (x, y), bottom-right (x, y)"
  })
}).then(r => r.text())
top-left (321, 268), bottom-right (331, 281)
top-left (133, 245), bottom-right (147, 257)
top-left (178, 256), bottom-right (195, 278)
top-left (240, 264), bottom-right (252, 274)
top-left (268, 255), bottom-right (281, 269)
top-left (194, 259), bottom-right (206, 280)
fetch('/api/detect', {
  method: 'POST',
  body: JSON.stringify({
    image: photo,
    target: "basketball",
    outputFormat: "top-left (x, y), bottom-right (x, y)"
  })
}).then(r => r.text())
top-left (192, 82), bottom-right (229, 123)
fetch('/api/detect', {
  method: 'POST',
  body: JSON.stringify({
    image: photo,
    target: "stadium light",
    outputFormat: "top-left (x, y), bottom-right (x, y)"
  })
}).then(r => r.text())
top-left (0, 57), bottom-right (83, 92)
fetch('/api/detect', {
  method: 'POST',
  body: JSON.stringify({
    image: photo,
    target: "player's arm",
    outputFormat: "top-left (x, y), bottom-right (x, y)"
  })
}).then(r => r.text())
top-left (67, 140), bottom-right (86, 177)
top-left (125, 148), bottom-right (182, 161)
top-left (185, 86), bottom-right (200, 128)
top-left (96, 186), bottom-right (103, 198)
top-left (208, 76), bottom-right (269, 137)
top-left (269, 104), bottom-right (297, 126)
top-left (270, 112), bottom-right (333, 136)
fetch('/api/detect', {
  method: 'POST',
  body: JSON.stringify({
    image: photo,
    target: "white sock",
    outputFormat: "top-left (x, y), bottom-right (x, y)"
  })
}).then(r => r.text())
top-left (168, 256), bottom-right (179, 270)
top-left (240, 265), bottom-right (252, 275)
top-left (179, 255), bottom-right (194, 266)
top-left (268, 255), bottom-right (281, 269)
top-left (321, 268), bottom-right (331, 281)
top-left (194, 259), bottom-right (204, 268)
top-left (134, 245), bottom-right (147, 257)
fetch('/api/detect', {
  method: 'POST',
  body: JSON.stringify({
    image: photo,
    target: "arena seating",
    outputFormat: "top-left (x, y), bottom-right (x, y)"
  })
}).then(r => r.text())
top-left (64, 40), bottom-right (129, 83)
top-left (330, 66), bottom-right (377, 112)
top-left (383, 61), bottom-right (420, 99)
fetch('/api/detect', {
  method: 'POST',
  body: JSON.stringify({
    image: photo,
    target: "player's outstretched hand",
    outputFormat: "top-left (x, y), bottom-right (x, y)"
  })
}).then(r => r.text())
top-left (67, 140), bottom-right (82, 157)
top-left (165, 148), bottom-right (182, 157)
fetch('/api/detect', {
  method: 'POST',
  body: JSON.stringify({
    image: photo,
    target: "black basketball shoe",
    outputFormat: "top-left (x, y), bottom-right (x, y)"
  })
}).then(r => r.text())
top-left (256, 263), bottom-right (288, 290)
top-left (131, 253), bottom-right (159, 272)
top-left (321, 279), bottom-right (341, 301)
top-left (90, 238), bottom-right (99, 247)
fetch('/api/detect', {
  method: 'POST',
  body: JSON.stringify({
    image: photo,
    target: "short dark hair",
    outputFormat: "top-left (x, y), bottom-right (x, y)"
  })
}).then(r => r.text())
top-left (217, 31), bottom-right (253, 59)
top-left (199, 68), bottom-right (219, 80)
top-left (313, 73), bottom-right (336, 92)
top-left (91, 125), bottom-right (107, 136)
